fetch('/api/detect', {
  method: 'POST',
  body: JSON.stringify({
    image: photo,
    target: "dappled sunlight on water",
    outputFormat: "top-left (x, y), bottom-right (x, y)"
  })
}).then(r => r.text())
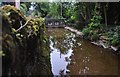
top-left (46, 28), bottom-right (119, 75)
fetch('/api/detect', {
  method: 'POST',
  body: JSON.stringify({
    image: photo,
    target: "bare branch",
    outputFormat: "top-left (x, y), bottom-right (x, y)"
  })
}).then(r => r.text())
top-left (16, 19), bottom-right (31, 32)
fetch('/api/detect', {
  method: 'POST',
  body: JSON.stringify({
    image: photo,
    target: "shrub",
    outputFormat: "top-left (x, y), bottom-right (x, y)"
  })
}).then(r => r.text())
top-left (89, 15), bottom-right (102, 30)
top-left (111, 35), bottom-right (119, 46)
top-left (82, 27), bottom-right (90, 36)
top-left (91, 33), bottom-right (99, 41)
top-left (106, 26), bottom-right (120, 46)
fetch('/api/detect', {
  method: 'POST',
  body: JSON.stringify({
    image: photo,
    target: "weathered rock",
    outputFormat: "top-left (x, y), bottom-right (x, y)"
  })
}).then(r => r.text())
top-left (100, 36), bottom-right (109, 40)
top-left (99, 40), bottom-right (109, 49)
top-left (111, 46), bottom-right (119, 51)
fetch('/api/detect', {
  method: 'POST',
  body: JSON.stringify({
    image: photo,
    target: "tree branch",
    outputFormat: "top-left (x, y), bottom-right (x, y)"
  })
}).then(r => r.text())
top-left (16, 19), bottom-right (31, 32)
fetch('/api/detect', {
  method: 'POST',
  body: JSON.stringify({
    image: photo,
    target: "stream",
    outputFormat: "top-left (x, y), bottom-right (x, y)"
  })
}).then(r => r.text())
top-left (46, 28), bottom-right (119, 75)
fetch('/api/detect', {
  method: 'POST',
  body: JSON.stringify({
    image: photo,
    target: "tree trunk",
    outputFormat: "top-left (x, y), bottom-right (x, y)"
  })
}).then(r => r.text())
top-left (15, 0), bottom-right (20, 9)
top-left (104, 6), bottom-right (107, 27)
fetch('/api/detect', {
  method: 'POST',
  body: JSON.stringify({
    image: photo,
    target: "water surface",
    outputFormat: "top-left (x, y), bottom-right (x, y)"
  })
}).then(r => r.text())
top-left (46, 28), bottom-right (119, 75)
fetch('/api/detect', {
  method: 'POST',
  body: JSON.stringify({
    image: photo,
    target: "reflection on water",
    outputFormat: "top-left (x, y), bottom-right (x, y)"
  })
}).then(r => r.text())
top-left (46, 28), bottom-right (119, 75)
top-left (49, 32), bottom-right (75, 75)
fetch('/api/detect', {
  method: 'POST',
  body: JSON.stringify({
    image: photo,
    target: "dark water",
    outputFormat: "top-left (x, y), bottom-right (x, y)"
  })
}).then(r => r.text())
top-left (46, 28), bottom-right (119, 75)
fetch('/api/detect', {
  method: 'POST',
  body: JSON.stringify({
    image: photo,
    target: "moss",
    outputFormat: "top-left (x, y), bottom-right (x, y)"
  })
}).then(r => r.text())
top-left (0, 51), bottom-right (5, 56)
top-left (1, 5), bottom-right (26, 21)
top-left (1, 5), bottom-right (52, 75)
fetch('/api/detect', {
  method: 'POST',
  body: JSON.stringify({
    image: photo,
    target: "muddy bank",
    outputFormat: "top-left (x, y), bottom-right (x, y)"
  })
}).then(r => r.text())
top-left (1, 5), bottom-right (52, 76)
top-left (64, 26), bottom-right (120, 54)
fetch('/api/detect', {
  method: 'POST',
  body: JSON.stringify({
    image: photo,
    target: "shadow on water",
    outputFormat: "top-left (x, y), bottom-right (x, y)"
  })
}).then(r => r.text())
top-left (46, 28), bottom-right (119, 75)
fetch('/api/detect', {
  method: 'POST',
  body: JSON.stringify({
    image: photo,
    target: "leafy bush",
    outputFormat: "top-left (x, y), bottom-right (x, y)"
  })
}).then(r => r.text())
top-left (82, 27), bottom-right (90, 36)
top-left (89, 15), bottom-right (102, 30)
top-left (111, 40), bottom-right (119, 46)
top-left (91, 33), bottom-right (99, 41)
top-left (107, 26), bottom-right (120, 46)
top-left (106, 31), bottom-right (114, 37)
top-left (110, 35), bottom-right (119, 46)
top-left (115, 26), bottom-right (120, 35)
top-left (82, 13), bottom-right (102, 41)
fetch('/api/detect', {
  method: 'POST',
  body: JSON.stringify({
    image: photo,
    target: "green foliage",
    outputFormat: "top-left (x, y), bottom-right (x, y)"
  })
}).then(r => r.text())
top-left (20, 3), bottom-right (28, 15)
top-left (111, 35), bottom-right (119, 46)
top-left (47, 2), bottom-right (61, 18)
top-left (115, 26), bottom-right (120, 35)
top-left (31, 2), bottom-right (49, 17)
top-left (91, 33), bottom-right (99, 41)
top-left (106, 31), bottom-right (114, 37)
top-left (82, 27), bottom-right (90, 36)
top-left (62, 3), bottom-right (77, 23)
top-left (89, 14), bottom-right (102, 30)
top-left (82, 27), bottom-right (99, 41)
top-left (107, 26), bottom-right (120, 46)
top-left (82, 3), bottom-right (102, 41)
top-left (82, 15), bottom-right (102, 41)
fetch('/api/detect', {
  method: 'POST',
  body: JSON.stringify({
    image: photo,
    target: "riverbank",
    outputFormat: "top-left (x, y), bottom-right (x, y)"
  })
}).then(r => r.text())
top-left (64, 26), bottom-right (120, 54)
top-left (64, 26), bottom-right (84, 36)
